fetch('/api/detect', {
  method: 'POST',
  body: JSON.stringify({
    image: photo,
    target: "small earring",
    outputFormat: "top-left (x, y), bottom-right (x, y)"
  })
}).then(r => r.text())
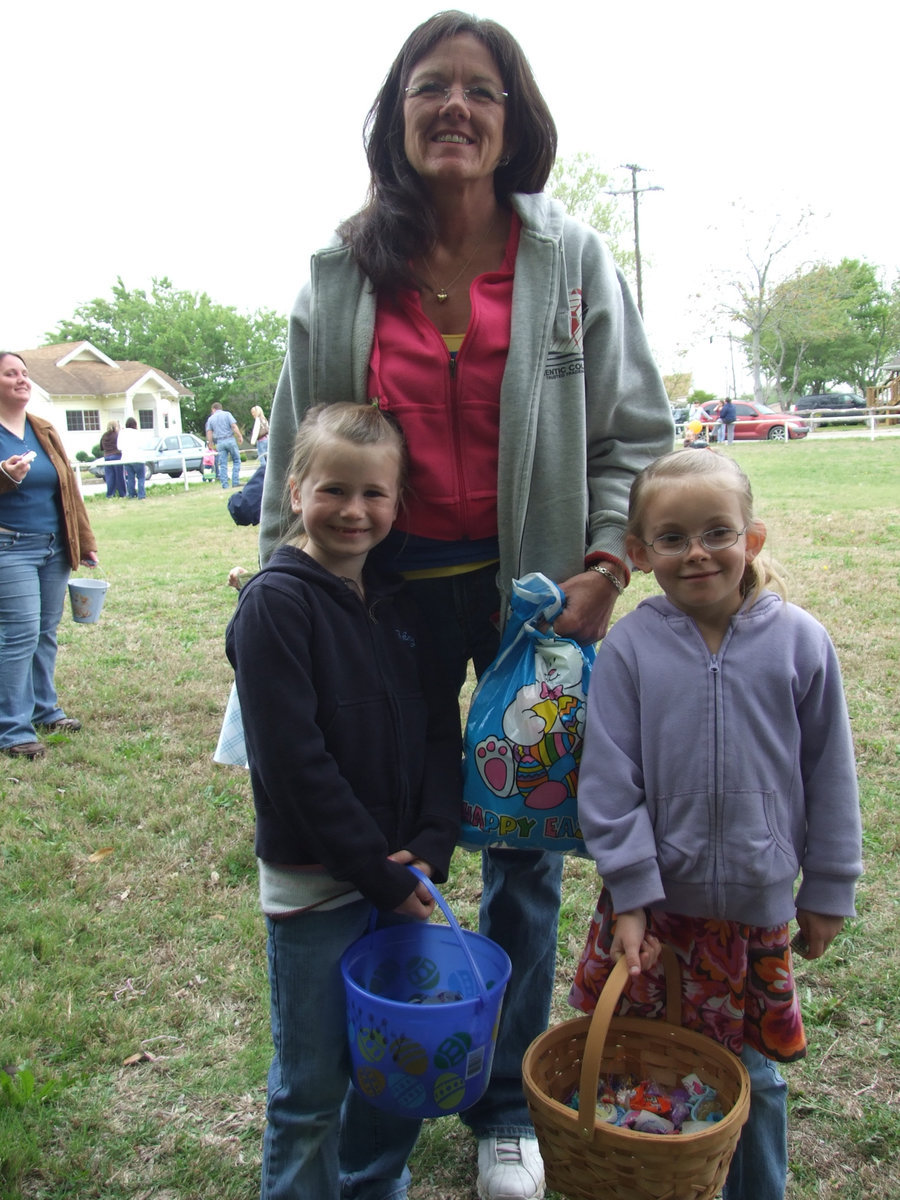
top-left (498, 155), bottom-right (510, 167)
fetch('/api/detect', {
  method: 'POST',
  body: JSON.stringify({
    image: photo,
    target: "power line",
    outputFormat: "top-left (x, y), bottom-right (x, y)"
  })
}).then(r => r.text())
top-left (176, 357), bottom-right (283, 386)
top-left (606, 164), bottom-right (663, 318)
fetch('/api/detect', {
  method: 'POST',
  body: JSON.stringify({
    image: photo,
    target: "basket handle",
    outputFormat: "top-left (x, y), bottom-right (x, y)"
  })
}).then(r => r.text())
top-left (576, 944), bottom-right (682, 1139)
top-left (408, 866), bottom-right (491, 1007)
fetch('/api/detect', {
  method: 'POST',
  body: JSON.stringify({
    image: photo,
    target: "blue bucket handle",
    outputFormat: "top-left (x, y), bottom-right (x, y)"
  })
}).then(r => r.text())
top-left (409, 867), bottom-right (492, 1009)
top-left (367, 866), bottom-right (492, 1010)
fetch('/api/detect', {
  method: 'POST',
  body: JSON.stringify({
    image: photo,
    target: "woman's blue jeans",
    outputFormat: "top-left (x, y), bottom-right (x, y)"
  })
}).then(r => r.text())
top-left (124, 463), bottom-right (146, 499)
top-left (261, 902), bottom-right (421, 1200)
top-left (722, 1044), bottom-right (788, 1200)
top-left (0, 531), bottom-right (70, 748)
top-left (103, 454), bottom-right (125, 497)
top-left (404, 567), bottom-right (564, 1137)
top-left (463, 845), bottom-right (563, 1135)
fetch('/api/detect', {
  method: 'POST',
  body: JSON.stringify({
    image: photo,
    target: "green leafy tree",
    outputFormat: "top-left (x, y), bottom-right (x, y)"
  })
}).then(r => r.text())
top-left (47, 277), bottom-right (287, 434)
top-left (758, 259), bottom-right (900, 401)
top-left (757, 264), bottom-right (849, 403)
top-left (548, 154), bottom-right (635, 279)
top-left (662, 372), bottom-right (692, 403)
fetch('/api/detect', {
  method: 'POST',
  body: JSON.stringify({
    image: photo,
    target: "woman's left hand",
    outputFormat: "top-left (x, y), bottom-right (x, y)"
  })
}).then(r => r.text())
top-left (552, 569), bottom-right (623, 644)
top-left (80, 552), bottom-right (100, 568)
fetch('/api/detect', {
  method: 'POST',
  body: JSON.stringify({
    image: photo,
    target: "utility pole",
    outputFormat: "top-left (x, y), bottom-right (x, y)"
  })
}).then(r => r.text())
top-left (709, 331), bottom-right (739, 399)
top-left (607, 164), bottom-right (663, 317)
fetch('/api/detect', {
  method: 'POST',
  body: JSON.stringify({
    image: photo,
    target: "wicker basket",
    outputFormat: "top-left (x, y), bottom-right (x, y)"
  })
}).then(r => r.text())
top-left (522, 946), bottom-right (751, 1200)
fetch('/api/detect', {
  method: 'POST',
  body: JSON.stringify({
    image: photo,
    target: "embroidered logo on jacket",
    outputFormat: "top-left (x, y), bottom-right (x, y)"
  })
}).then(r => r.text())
top-left (544, 288), bottom-right (586, 380)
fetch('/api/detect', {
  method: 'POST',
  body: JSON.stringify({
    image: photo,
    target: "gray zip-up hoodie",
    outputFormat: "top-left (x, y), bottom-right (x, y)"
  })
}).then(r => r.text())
top-left (258, 193), bottom-right (674, 614)
top-left (577, 590), bottom-right (862, 926)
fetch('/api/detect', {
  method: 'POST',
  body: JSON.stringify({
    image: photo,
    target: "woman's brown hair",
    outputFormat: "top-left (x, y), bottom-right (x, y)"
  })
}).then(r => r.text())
top-left (338, 10), bottom-right (557, 294)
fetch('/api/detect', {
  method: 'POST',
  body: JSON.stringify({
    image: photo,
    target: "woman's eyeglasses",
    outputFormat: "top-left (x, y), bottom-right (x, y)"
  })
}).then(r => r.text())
top-left (642, 526), bottom-right (748, 556)
top-left (404, 82), bottom-right (508, 107)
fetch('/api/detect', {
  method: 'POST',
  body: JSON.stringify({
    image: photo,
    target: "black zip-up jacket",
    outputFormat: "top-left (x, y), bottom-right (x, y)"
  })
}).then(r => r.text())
top-left (225, 546), bottom-right (462, 910)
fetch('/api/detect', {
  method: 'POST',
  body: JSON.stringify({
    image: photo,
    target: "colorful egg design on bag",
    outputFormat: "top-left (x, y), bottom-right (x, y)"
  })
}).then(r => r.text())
top-left (369, 957), bottom-right (402, 996)
top-left (356, 1024), bottom-right (387, 1062)
top-left (356, 1066), bottom-right (386, 1098)
top-left (405, 955), bottom-right (440, 990)
top-left (389, 1036), bottom-right (429, 1076)
top-left (435, 1032), bottom-right (472, 1069)
top-left (433, 1071), bottom-right (467, 1110)
top-left (388, 1072), bottom-right (427, 1110)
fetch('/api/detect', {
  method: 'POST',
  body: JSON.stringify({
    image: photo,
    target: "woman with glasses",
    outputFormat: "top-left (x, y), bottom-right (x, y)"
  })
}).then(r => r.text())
top-left (571, 449), bottom-right (861, 1200)
top-left (258, 11), bottom-right (673, 1199)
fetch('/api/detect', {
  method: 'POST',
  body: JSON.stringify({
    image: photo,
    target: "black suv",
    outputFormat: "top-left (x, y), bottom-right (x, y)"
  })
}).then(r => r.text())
top-left (791, 393), bottom-right (867, 414)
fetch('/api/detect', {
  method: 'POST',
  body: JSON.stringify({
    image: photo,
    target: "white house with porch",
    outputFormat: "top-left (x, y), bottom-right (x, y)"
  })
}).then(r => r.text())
top-left (15, 341), bottom-right (193, 460)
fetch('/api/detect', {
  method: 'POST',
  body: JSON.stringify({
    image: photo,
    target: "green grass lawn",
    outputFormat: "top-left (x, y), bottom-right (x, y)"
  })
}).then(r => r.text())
top-left (1, 438), bottom-right (897, 1199)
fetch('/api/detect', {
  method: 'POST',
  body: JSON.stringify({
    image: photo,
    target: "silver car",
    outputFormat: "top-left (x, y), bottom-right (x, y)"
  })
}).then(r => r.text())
top-left (90, 432), bottom-right (208, 479)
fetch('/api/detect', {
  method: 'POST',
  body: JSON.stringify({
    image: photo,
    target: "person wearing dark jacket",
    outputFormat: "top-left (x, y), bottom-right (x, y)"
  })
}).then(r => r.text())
top-left (718, 398), bottom-right (738, 443)
top-left (99, 421), bottom-right (125, 497)
top-left (226, 463), bottom-right (265, 526)
top-left (225, 403), bottom-right (461, 1200)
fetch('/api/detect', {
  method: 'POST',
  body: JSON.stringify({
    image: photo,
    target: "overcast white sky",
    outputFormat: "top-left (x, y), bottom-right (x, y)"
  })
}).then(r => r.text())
top-left (6, 0), bottom-right (897, 394)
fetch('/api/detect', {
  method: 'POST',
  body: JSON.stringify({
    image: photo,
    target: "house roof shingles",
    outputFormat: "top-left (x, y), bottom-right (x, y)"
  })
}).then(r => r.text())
top-left (17, 342), bottom-right (192, 398)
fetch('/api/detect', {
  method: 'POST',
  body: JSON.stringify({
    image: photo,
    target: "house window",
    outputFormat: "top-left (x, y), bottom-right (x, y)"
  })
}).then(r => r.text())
top-left (138, 411), bottom-right (154, 430)
top-left (65, 410), bottom-right (101, 432)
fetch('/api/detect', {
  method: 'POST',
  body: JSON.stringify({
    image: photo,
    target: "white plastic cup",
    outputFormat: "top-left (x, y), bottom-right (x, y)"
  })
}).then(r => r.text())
top-left (68, 578), bottom-right (109, 624)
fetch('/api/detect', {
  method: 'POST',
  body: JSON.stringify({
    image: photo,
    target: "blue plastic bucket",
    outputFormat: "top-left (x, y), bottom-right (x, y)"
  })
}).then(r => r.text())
top-left (68, 578), bottom-right (109, 624)
top-left (341, 869), bottom-right (511, 1119)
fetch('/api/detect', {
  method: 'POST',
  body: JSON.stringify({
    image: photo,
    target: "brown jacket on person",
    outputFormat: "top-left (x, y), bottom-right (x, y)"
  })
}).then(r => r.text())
top-left (0, 413), bottom-right (98, 568)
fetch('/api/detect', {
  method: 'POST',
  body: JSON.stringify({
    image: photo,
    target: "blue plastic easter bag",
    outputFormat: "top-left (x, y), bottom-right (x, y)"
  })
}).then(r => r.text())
top-left (460, 573), bottom-right (594, 855)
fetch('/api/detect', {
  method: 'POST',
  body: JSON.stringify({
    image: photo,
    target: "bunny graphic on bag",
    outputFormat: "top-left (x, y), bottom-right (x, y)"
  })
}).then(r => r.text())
top-left (461, 573), bottom-right (594, 855)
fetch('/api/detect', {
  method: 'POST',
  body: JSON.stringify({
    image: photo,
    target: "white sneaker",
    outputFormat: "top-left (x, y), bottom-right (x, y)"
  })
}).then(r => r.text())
top-left (477, 1136), bottom-right (545, 1200)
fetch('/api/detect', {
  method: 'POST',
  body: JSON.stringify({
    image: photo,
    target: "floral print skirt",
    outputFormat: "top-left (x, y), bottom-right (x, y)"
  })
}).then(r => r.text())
top-left (569, 887), bottom-right (807, 1063)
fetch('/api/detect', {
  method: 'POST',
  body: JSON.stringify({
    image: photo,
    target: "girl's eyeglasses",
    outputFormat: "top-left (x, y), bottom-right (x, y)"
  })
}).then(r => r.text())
top-left (642, 526), bottom-right (748, 556)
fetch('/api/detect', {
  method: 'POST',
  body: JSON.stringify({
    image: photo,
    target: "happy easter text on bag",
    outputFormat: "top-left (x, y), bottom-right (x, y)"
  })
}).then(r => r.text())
top-left (460, 573), bottom-right (595, 855)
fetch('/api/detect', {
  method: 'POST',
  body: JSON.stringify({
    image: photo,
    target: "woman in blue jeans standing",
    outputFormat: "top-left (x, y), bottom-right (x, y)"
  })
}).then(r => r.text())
top-left (0, 353), bottom-right (99, 760)
top-left (99, 420), bottom-right (126, 497)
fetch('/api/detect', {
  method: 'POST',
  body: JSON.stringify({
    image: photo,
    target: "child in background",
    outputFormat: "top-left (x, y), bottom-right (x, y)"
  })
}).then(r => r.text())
top-left (682, 419), bottom-right (709, 449)
top-left (201, 446), bottom-right (217, 481)
top-left (226, 403), bottom-right (462, 1200)
top-left (570, 449), bottom-right (861, 1200)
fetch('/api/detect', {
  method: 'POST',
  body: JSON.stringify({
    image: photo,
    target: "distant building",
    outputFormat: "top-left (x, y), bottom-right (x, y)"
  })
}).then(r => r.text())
top-left (867, 353), bottom-right (900, 413)
top-left (15, 341), bottom-right (193, 459)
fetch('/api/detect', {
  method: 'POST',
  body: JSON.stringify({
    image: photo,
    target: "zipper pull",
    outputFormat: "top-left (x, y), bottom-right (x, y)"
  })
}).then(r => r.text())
top-left (448, 352), bottom-right (457, 379)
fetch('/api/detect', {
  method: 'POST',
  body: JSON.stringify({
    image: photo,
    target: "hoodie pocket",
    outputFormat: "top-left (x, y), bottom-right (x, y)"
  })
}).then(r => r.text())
top-left (720, 789), bottom-right (799, 886)
top-left (654, 789), bottom-right (798, 888)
